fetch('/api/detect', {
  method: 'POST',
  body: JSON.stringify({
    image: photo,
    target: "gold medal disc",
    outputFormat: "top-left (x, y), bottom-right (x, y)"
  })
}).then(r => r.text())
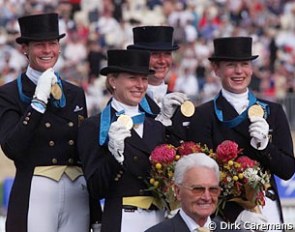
top-left (117, 115), bottom-right (133, 130)
top-left (248, 104), bottom-right (264, 118)
top-left (180, 100), bottom-right (195, 117)
top-left (51, 83), bottom-right (62, 100)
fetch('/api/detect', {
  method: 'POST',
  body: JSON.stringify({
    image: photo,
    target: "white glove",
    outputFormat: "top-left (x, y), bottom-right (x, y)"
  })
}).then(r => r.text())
top-left (108, 121), bottom-right (131, 165)
top-left (249, 116), bottom-right (269, 150)
top-left (155, 92), bottom-right (188, 126)
top-left (236, 209), bottom-right (268, 232)
top-left (34, 68), bottom-right (57, 104)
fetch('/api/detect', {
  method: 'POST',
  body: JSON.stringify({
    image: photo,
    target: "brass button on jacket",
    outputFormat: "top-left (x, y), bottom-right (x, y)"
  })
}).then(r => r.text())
top-left (68, 122), bottom-right (74, 127)
top-left (49, 141), bottom-right (55, 146)
top-left (45, 122), bottom-right (51, 128)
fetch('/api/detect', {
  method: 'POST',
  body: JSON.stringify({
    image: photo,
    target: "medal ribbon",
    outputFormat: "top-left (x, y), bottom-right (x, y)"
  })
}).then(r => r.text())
top-left (17, 73), bottom-right (66, 108)
top-left (214, 91), bottom-right (269, 128)
top-left (139, 96), bottom-right (157, 116)
top-left (99, 100), bottom-right (145, 145)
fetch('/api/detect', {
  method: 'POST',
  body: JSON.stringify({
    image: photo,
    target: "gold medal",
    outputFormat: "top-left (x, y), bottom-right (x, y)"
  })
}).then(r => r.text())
top-left (117, 115), bottom-right (133, 130)
top-left (180, 100), bottom-right (195, 117)
top-left (51, 83), bottom-right (62, 100)
top-left (248, 104), bottom-right (264, 118)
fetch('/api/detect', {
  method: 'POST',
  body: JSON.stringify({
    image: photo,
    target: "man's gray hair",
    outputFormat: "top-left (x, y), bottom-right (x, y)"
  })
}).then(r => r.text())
top-left (174, 153), bottom-right (220, 185)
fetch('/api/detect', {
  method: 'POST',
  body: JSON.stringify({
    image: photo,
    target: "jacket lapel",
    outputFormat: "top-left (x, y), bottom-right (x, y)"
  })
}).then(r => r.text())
top-left (126, 117), bottom-right (161, 154)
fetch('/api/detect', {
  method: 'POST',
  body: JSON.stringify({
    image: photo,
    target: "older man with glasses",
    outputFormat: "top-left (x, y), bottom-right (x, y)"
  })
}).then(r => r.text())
top-left (145, 153), bottom-right (245, 232)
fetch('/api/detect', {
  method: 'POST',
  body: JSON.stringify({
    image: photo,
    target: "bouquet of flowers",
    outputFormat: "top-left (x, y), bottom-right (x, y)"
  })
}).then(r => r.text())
top-left (147, 141), bottom-right (212, 212)
top-left (212, 140), bottom-right (271, 214)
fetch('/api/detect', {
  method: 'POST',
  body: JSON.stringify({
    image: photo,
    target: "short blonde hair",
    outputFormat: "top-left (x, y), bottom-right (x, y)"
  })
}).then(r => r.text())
top-left (105, 73), bottom-right (119, 94)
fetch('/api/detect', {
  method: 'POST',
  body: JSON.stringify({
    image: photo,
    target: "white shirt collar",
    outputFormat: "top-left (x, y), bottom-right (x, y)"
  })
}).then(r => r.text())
top-left (111, 97), bottom-right (139, 117)
top-left (179, 208), bottom-right (211, 232)
top-left (111, 97), bottom-right (144, 137)
top-left (26, 66), bottom-right (43, 85)
top-left (146, 82), bottom-right (168, 107)
top-left (221, 88), bottom-right (249, 114)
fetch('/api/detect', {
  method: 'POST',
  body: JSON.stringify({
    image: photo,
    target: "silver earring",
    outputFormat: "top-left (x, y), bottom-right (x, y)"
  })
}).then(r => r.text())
top-left (113, 86), bottom-right (116, 89)
top-left (24, 52), bottom-right (27, 55)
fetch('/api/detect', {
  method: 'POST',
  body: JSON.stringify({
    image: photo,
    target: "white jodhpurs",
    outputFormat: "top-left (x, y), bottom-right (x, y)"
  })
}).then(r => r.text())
top-left (27, 175), bottom-right (90, 232)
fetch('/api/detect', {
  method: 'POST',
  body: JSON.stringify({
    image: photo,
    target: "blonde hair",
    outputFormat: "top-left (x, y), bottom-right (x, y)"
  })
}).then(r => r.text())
top-left (105, 73), bottom-right (119, 94)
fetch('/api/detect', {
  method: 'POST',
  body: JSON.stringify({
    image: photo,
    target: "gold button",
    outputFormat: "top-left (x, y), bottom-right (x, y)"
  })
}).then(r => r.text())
top-left (52, 158), bottom-right (57, 164)
top-left (68, 140), bottom-right (74, 145)
top-left (49, 141), bottom-right (55, 146)
top-left (68, 158), bottom-right (74, 164)
top-left (45, 122), bottom-right (51, 128)
top-left (23, 121), bottom-right (28, 125)
top-left (68, 122), bottom-right (74, 127)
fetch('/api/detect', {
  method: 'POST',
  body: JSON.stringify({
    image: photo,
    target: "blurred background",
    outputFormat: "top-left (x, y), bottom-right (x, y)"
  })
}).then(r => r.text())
top-left (0, 0), bottom-right (295, 230)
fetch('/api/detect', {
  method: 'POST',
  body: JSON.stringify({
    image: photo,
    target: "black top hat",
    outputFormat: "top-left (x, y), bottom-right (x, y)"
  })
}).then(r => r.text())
top-left (127, 26), bottom-right (179, 51)
top-left (208, 37), bottom-right (258, 61)
top-left (16, 13), bottom-right (66, 44)
top-left (100, 50), bottom-right (155, 76)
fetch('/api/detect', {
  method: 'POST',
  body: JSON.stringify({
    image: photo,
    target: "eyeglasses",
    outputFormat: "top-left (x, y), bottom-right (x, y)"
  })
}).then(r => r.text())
top-left (181, 185), bottom-right (220, 197)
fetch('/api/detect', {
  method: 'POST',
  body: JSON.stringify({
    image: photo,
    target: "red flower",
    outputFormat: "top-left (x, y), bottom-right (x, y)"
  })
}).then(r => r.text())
top-left (148, 142), bottom-right (213, 212)
top-left (216, 140), bottom-right (240, 163)
top-left (177, 141), bottom-right (203, 156)
top-left (150, 144), bottom-right (176, 164)
top-left (236, 156), bottom-right (257, 171)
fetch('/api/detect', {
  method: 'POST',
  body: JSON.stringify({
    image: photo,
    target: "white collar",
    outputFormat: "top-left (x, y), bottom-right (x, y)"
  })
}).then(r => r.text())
top-left (111, 98), bottom-right (139, 117)
top-left (25, 66), bottom-right (43, 85)
top-left (179, 208), bottom-right (211, 232)
top-left (221, 88), bottom-right (249, 114)
top-left (146, 82), bottom-right (168, 106)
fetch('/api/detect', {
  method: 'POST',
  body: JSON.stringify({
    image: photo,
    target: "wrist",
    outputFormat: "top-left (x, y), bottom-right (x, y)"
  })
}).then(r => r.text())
top-left (31, 98), bottom-right (47, 113)
top-left (33, 92), bottom-right (49, 104)
top-left (155, 113), bottom-right (172, 126)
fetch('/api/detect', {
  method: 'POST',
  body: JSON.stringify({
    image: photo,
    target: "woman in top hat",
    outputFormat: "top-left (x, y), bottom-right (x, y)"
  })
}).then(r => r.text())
top-left (187, 37), bottom-right (295, 229)
top-left (0, 13), bottom-right (97, 232)
top-left (127, 26), bottom-right (189, 145)
top-left (78, 49), bottom-right (181, 232)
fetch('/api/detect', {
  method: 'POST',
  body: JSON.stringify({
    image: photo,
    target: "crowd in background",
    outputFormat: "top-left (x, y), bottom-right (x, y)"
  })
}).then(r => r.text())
top-left (0, 0), bottom-right (295, 116)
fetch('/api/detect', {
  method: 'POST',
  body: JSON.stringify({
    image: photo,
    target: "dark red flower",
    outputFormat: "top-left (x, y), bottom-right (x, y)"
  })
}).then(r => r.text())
top-left (216, 140), bottom-right (239, 163)
top-left (236, 156), bottom-right (257, 171)
top-left (177, 141), bottom-right (202, 156)
top-left (150, 144), bottom-right (176, 164)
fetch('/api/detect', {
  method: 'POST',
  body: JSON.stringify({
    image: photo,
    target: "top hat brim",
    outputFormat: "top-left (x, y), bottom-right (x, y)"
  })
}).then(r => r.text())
top-left (208, 55), bottom-right (258, 61)
top-left (16, 33), bottom-right (66, 44)
top-left (127, 44), bottom-right (179, 51)
top-left (100, 66), bottom-right (155, 76)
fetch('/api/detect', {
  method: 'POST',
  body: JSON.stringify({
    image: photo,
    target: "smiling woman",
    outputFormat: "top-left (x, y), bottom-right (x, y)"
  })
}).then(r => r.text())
top-left (78, 49), bottom-right (185, 232)
top-left (0, 13), bottom-right (97, 232)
